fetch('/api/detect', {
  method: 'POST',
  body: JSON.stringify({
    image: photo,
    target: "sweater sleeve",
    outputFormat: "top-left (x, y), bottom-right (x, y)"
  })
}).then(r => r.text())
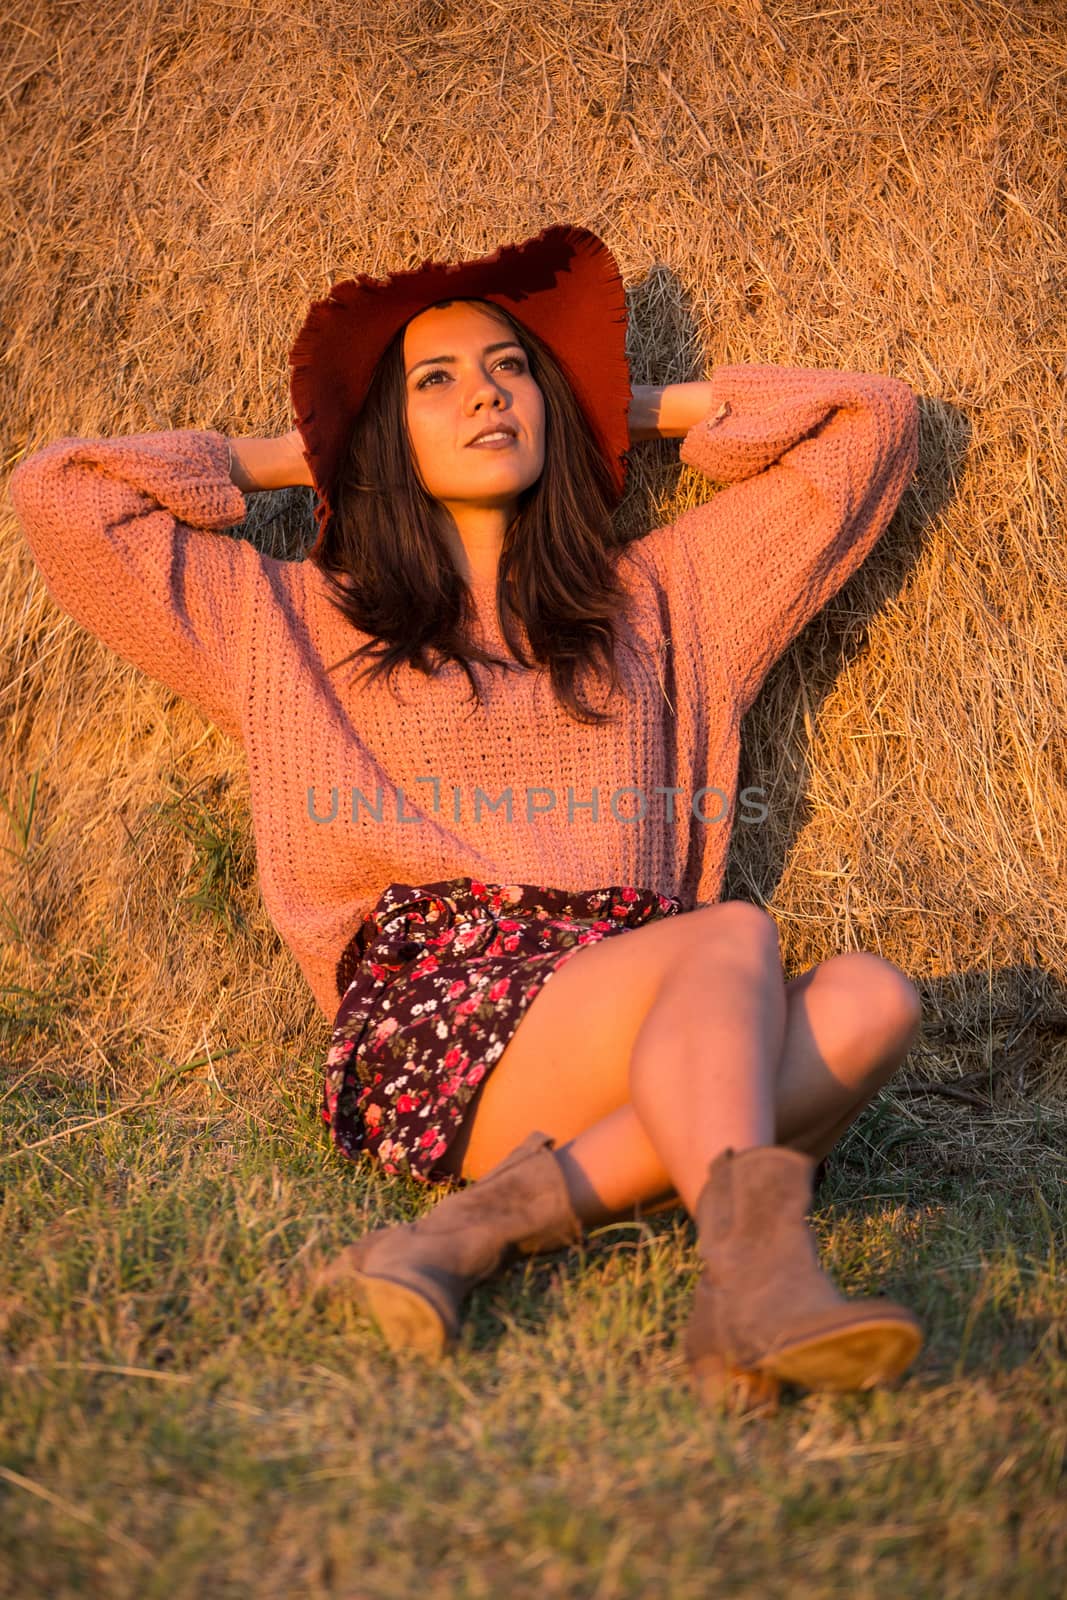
top-left (652, 365), bottom-right (919, 715)
top-left (8, 428), bottom-right (252, 739)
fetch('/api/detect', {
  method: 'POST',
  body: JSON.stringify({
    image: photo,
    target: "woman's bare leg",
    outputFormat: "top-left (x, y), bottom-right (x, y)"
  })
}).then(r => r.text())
top-left (438, 902), bottom-right (921, 1228)
top-left (556, 944), bottom-right (919, 1225)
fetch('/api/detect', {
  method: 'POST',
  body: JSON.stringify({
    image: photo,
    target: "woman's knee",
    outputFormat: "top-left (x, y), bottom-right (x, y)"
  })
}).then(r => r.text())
top-left (824, 951), bottom-right (922, 1056)
top-left (686, 899), bottom-right (780, 969)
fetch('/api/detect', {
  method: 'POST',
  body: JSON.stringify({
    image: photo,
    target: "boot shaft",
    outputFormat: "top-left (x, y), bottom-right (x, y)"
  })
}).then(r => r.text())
top-left (691, 1144), bottom-right (842, 1351)
top-left (695, 1145), bottom-right (819, 1252)
top-left (360, 1129), bottom-right (581, 1284)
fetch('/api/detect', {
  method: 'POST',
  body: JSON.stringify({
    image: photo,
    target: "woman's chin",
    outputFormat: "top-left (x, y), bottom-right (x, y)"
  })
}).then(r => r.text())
top-left (447, 470), bottom-right (542, 502)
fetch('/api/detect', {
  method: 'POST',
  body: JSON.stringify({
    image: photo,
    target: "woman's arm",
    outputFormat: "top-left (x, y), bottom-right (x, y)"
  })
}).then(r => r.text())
top-left (9, 429), bottom-right (258, 738)
top-left (628, 384), bottom-right (720, 442)
top-left (226, 428), bottom-right (314, 492)
top-left (639, 365), bottom-right (919, 714)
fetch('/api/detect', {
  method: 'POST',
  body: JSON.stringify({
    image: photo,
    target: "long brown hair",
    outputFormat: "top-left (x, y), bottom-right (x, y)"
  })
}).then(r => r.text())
top-left (314, 299), bottom-right (633, 725)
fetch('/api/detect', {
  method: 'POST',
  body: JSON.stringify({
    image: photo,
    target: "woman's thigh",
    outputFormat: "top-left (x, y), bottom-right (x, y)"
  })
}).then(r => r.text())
top-left (439, 900), bottom-right (776, 1176)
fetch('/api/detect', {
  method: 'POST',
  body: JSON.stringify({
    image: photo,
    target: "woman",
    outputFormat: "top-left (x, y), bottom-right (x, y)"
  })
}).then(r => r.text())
top-left (10, 225), bottom-right (923, 1410)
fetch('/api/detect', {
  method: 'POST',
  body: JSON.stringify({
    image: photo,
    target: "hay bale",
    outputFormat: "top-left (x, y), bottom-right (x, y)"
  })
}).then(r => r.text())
top-left (2, 0), bottom-right (1064, 1097)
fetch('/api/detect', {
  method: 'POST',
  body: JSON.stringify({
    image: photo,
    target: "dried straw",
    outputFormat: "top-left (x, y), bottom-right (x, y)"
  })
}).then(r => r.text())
top-left (2, 0), bottom-right (1064, 1104)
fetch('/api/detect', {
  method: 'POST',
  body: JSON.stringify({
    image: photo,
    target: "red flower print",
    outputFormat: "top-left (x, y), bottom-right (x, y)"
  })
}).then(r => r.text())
top-left (420, 1126), bottom-right (440, 1149)
top-left (396, 1093), bottom-right (417, 1114)
top-left (365, 1103), bottom-right (383, 1128)
top-left (470, 881), bottom-right (487, 898)
top-left (466, 1063), bottom-right (486, 1087)
top-left (444, 1046), bottom-right (462, 1070)
top-left (447, 979), bottom-right (466, 999)
top-left (430, 1138), bottom-right (449, 1161)
top-left (488, 977), bottom-right (511, 1001)
top-left (498, 919), bottom-right (523, 932)
top-left (503, 935), bottom-right (521, 952)
top-left (622, 887), bottom-right (637, 902)
top-left (593, 920), bottom-right (613, 933)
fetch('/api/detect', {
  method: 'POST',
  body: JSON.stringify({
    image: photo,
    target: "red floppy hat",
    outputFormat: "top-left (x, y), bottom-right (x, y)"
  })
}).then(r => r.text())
top-left (288, 223), bottom-right (632, 560)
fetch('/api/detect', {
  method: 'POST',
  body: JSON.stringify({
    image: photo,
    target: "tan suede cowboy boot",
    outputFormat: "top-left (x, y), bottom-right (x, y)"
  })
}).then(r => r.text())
top-left (316, 1129), bottom-right (583, 1358)
top-left (684, 1145), bottom-right (922, 1413)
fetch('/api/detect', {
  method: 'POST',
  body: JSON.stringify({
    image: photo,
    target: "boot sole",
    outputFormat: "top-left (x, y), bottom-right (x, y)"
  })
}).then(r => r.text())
top-left (690, 1318), bottom-right (922, 1412)
top-left (347, 1268), bottom-right (453, 1360)
top-left (762, 1317), bottom-right (922, 1391)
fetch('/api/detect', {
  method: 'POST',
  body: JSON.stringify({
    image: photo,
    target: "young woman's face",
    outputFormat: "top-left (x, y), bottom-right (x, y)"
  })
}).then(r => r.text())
top-left (402, 300), bottom-right (546, 510)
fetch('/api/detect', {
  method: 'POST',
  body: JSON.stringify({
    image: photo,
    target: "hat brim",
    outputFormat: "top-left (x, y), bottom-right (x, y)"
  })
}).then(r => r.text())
top-left (288, 224), bottom-right (631, 559)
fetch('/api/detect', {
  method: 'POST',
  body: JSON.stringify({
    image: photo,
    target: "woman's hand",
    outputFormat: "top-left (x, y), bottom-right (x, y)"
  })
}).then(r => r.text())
top-left (227, 429), bottom-right (314, 491)
top-left (628, 382), bottom-right (720, 442)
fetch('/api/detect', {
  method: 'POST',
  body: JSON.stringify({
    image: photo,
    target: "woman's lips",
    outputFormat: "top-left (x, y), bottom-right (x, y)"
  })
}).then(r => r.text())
top-left (466, 432), bottom-right (517, 448)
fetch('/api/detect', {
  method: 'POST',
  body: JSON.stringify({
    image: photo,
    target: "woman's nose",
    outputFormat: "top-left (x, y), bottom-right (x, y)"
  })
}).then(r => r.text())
top-left (465, 373), bottom-right (506, 411)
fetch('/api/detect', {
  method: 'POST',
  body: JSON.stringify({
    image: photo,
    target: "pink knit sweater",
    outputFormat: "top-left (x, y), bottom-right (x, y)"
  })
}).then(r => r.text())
top-left (9, 366), bottom-right (918, 1022)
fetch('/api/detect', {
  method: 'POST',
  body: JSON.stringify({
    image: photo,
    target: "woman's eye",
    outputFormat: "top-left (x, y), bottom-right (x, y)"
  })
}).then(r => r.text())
top-left (415, 356), bottom-right (526, 391)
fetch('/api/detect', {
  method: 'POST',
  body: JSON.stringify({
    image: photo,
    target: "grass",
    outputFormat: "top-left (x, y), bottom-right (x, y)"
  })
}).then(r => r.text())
top-left (1, 1076), bottom-right (1064, 1598)
top-left (142, 775), bottom-right (256, 939)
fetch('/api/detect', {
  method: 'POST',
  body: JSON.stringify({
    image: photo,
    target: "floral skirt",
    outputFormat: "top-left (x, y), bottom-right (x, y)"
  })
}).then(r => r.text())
top-left (322, 876), bottom-right (683, 1184)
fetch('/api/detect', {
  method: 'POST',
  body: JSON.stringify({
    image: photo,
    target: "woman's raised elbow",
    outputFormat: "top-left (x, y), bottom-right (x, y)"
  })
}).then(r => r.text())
top-left (884, 376), bottom-right (920, 468)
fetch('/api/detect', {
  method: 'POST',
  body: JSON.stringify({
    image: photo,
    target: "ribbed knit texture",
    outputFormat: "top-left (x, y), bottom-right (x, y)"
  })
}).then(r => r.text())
top-left (8, 365), bottom-right (918, 1022)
